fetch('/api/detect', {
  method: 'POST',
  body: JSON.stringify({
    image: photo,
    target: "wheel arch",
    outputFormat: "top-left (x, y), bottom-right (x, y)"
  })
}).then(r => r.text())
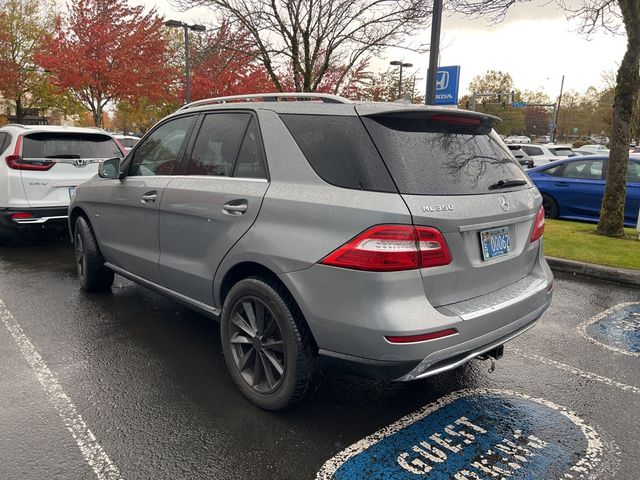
top-left (217, 261), bottom-right (318, 350)
top-left (68, 206), bottom-right (88, 243)
top-left (540, 191), bottom-right (560, 218)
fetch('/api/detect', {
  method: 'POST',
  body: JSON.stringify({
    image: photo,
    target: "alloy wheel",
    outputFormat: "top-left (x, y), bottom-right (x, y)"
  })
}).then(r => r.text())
top-left (75, 231), bottom-right (85, 279)
top-left (228, 297), bottom-right (286, 394)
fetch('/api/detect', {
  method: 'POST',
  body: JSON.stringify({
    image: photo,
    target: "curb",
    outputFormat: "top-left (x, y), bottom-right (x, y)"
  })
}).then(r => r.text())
top-left (546, 256), bottom-right (640, 287)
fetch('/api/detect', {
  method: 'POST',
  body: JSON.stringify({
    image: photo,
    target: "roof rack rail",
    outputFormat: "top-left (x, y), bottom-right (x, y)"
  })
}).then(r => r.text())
top-left (178, 92), bottom-right (352, 111)
top-left (2, 123), bottom-right (27, 129)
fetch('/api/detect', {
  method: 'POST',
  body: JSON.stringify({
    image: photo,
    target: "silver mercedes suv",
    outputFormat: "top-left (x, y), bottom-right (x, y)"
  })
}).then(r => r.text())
top-left (69, 93), bottom-right (553, 410)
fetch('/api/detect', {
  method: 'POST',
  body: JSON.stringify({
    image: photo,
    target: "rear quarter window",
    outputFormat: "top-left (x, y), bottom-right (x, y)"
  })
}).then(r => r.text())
top-left (0, 132), bottom-right (10, 155)
top-left (280, 114), bottom-right (396, 193)
top-left (361, 116), bottom-right (531, 195)
top-left (23, 133), bottom-right (122, 159)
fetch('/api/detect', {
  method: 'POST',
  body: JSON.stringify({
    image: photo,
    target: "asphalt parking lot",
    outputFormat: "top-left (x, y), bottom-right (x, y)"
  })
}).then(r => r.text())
top-left (1, 237), bottom-right (639, 480)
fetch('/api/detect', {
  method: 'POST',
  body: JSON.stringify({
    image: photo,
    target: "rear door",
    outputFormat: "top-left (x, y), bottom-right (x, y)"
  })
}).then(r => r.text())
top-left (20, 132), bottom-right (123, 207)
top-left (90, 115), bottom-right (197, 284)
top-left (359, 110), bottom-right (540, 308)
top-left (555, 158), bottom-right (605, 219)
top-left (158, 112), bottom-right (269, 306)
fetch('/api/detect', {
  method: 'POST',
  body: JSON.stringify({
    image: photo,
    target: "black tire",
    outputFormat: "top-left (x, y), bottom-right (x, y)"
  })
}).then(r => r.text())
top-left (542, 194), bottom-right (559, 219)
top-left (220, 277), bottom-right (315, 410)
top-left (74, 216), bottom-right (114, 291)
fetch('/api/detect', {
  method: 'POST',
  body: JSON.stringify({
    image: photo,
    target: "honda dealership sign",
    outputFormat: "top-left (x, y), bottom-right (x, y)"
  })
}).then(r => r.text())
top-left (431, 65), bottom-right (460, 106)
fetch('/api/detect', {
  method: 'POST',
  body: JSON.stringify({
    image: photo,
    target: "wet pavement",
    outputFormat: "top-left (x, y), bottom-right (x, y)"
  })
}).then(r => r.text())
top-left (1, 238), bottom-right (639, 479)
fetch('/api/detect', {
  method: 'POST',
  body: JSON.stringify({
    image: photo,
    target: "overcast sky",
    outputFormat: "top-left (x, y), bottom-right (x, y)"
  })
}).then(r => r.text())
top-left (134, 0), bottom-right (626, 100)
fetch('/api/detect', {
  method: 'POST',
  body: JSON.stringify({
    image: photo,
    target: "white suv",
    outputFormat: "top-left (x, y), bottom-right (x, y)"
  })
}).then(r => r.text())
top-left (0, 124), bottom-right (124, 244)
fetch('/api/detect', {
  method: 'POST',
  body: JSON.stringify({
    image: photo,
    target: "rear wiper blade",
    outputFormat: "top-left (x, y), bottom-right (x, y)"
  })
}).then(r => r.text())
top-left (488, 179), bottom-right (528, 190)
top-left (44, 154), bottom-right (81, 159)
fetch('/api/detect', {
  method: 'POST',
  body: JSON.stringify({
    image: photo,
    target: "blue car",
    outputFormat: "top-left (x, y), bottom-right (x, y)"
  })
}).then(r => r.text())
top-left (527, 155), bottom-right (640, 227)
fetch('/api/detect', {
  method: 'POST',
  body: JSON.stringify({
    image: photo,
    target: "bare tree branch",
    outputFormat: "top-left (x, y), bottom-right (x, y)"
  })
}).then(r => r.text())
top-left (172, 0), bottom-right (432, 92)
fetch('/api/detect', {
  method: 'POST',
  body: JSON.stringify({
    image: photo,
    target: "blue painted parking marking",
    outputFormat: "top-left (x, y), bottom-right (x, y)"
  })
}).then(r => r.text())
top-left (579, 302), bottom-right (640, 357)
top-left (316, 389), bottom-right (603, 480)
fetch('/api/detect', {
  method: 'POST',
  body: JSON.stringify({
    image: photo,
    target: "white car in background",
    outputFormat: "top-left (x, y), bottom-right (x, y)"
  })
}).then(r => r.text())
top-left (518, 143), bottom-right (576, 166)
top-left (0, 124), bottom-right (124, 245)
top-left (114, 134), bottom-right (141, 153)
top-left (504, 135), bottom-right (531, 144)
top-left (578, 144), bottom-right (609, 154)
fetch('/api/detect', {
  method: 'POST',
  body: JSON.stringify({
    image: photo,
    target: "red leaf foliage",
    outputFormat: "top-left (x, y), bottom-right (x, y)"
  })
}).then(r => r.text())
top-left (189, 22), bottom-right (276, 101)
top-left (37, 0), bottom-right (175, 108)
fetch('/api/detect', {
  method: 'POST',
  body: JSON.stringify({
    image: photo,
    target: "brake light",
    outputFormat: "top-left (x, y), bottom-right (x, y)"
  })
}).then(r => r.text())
top-left (530, 206), bottom-right (545, 242)
top-left (386, 328), bottom-right (458, 344)
top-left (428, 114), bottom-right (481, 127)
top-left (320, 225), bottom-right (452, 272)
top-left (5, 136), bottom-right (54, 171)
top-left (114, 138), bottom-right (127, 155)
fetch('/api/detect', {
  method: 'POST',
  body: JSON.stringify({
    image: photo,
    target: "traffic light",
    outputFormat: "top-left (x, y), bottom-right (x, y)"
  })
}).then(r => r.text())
top-left (502, 101), bottom-right (506, 110)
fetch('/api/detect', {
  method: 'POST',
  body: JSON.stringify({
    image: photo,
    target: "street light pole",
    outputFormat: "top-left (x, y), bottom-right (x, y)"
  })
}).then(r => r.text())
top-left (425, 0), bottom-right (443, 105)
top-left (164, 20), bottom-right (206, 104)
top-left (551, 74), bottom-right (565, 143)
top-left (390, 60), bottom-right (413, 98)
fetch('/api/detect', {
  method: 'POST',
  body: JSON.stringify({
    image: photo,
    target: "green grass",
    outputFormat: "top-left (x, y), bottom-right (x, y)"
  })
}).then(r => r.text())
top-left (544, 219), bottom-right (640, 270)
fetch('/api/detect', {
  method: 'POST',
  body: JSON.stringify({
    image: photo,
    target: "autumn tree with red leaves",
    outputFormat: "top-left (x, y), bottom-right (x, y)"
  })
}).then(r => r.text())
top-left (38, 0), bottom-right (175, 127)
top-left (188, 22), bottom-right (276, 101)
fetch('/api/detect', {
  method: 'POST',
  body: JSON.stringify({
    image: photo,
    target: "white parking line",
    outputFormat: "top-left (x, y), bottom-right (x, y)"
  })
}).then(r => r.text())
top-left (577, 302), bottom-right (640, 358)
top-left (0, 299), bottom-right (122, 480)
top-left (512, 348), bottom-right (640, 396)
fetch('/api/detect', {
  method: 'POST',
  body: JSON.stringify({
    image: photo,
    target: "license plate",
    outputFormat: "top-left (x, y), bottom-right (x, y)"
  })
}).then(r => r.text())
top-left (68, 187), bottom-right (77, 200)
top-left (480, 226), bottom-right (511, 261)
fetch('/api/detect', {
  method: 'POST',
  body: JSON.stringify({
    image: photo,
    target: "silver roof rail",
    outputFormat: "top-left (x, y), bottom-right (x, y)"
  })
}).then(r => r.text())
top-left (178, 92), bottom-right (352, 111)
top-left (2, 123), bottom-right (28, 129)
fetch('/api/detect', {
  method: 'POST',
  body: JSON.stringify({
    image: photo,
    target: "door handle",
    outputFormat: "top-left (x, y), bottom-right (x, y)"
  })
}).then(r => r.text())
top-left (223, 200), bottom-right (248, 215)
top-left (553, 182), bottom-right (569, 187)
top-left (141, 191), bottom-right (158, 203)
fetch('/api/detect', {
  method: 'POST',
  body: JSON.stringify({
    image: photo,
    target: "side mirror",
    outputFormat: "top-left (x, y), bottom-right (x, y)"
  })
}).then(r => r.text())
top-left (99, 157), bottom-right (122, 179)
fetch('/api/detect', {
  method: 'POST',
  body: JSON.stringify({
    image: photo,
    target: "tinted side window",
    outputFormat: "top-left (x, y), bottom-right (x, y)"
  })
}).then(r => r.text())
top-left (0, 133), bottom-right (9, 155)
top-left (233, 118), bottom-right (266, 179)
top-left (542, 165), bottom-right (564, 176)
top-left (187, 113), bottom-right (250, 176)
top-left (130, 116), bottom-right (195, 176)
top-left (280, 114), bottom-right (396, 192)
top-left (522, 146), bottom-right (543, 156)
top-left (628, 161), bottom-right (640, 183)
top-left (561, 159), bottom-right (604, 180)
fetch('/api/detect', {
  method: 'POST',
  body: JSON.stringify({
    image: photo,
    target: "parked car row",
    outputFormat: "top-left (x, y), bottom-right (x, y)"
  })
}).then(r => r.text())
top-left (507, 143), bottom-right (576, 167)
top-left (527, 155), bottom-right (640, 227)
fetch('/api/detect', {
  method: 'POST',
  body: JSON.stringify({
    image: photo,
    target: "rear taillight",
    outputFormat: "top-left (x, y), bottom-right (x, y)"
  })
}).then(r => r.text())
top-left (320, 225), bottom-right (452, 272)
top-left (5, 136), bottom-right (54, 171)
top-left (530, 206), bottom-right (545, 242)
top-left (6, 155), bottom-right (54, 171)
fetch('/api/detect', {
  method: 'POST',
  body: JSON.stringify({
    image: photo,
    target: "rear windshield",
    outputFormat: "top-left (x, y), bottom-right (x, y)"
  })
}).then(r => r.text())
top-left (119, 138), bottom-right (139, 148)
top-left (361, 116), bottom-right (531, 195)
top-left (23, 133), bottom-right (122, 159)
top-left (280, 114), bottom-right (396, 192)
top-left (549, 147), bottom-right (573, 156)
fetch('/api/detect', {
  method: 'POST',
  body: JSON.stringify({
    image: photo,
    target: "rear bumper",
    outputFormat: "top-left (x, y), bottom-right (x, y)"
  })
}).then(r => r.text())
top-left (0, 207), bottom-right (69, 230)
top-left (279, 245), bottom-right (553, 380)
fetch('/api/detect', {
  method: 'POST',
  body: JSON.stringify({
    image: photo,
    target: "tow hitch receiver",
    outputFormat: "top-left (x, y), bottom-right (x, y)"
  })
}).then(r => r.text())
top-left (477, 345), bottom-right (504, 373)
